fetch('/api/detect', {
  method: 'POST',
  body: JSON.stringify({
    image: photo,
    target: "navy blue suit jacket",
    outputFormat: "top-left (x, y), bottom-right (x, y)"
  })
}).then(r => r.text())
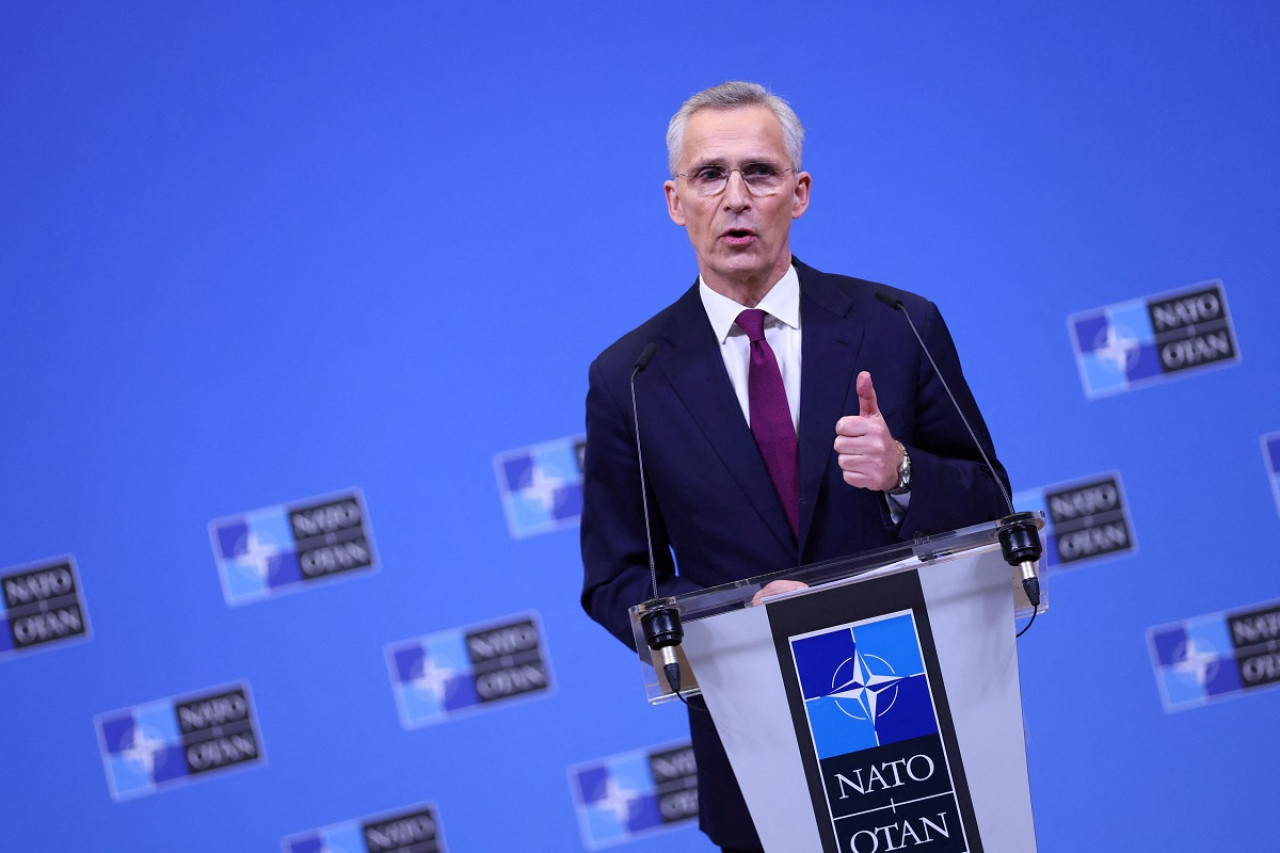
top-left (580, 259), bottom-right (1009, 848)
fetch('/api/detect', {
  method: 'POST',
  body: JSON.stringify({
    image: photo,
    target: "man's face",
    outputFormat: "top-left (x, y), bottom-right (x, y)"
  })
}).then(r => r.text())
top-left (664, 104), bottom-right (810, 298)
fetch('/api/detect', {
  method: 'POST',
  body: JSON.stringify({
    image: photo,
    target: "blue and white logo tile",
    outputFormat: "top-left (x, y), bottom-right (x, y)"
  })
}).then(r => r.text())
top-left (493, 435), bottom-right (585, 538)
top-left (791, 612), bottom-right (939, 757)
top-left (386, 612), bottom-right (553, 728)
top-left (569, 741), bottom-right (698, 849)
top-left (789, 612), bottom-right (971, 852)
top-left (1149, 598), bottom-right (1280, 711)
top-left (95, 683), bottom-right (264, 801)
top-left (0, 556), bottom-right (90, 659)
top-left (1013, 471), bottom-right (1136, 571)
top-left (283, 802), bottom-right (445, 853)
top-left (210, 489), bottom-right (377, 605)
top-left (1069, 280), bottom-right (1238, 398)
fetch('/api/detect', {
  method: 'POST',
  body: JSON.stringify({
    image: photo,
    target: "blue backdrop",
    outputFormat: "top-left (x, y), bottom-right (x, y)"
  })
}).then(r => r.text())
top-left (3, 2), bottom-right (1279, 850)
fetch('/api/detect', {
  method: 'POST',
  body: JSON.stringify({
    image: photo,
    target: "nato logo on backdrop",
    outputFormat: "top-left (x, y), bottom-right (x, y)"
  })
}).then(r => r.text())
top-left (789, 611), bottom-right (971, 853)
top-left (209, 489), bottom-right (377, 605)
top-left (0, 556), bottom-right (90, 659)
top-left (386, 612), bottom-right (554, 728)
top-left (1148, 598), bottom-right (1280, 711)
top-left (493, 435), bottom-right (585, 537)
top-left (1069, 280), bottom-right (1238, 398)
top-left (1013, 472), bottom-right (1136, 570)
top-left (1263, 432), bottom-right (1280, 519)
top-left (284, 802), bottom-right (446, 853)
top-left (95, 683), bottom-right (264, 800)
top-left (569, 741), bottom-right (699, 849)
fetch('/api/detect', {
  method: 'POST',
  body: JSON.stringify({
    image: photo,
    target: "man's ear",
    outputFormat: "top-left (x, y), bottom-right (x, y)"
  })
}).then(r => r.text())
top-left (791, 171), bottom-right (812, 220)
top-left (664, 180), bottom-right (687, 226)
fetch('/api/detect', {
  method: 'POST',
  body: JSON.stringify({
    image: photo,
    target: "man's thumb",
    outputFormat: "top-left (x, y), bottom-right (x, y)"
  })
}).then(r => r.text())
top-left (857, 370), bottom-right (880, 418)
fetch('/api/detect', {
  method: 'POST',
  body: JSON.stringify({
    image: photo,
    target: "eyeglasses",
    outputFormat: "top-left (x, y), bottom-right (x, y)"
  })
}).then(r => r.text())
top-left (675, 162), bottom-right (797, 196)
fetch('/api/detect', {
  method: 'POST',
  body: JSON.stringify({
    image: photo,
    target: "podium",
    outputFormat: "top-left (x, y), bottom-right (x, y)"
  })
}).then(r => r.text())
top-left (629, 516), bottom-right (1045, 853)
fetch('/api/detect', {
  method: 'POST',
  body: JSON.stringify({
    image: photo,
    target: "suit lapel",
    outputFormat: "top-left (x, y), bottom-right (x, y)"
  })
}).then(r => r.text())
top-left (652, 284), bottom-right (797, 554)
top-left (796, 262), bottom-right (866, 548)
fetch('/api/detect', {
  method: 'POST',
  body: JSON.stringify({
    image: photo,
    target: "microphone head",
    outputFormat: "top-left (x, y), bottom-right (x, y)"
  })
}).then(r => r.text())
top-left (634, 342), bottom-right (658, 372)
top-left (875, 289), bottom-right (904, 310)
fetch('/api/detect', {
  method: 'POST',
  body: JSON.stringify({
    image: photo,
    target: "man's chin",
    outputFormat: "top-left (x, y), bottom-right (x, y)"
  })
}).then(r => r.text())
top-left (704, 253), bottom-right (784, 285)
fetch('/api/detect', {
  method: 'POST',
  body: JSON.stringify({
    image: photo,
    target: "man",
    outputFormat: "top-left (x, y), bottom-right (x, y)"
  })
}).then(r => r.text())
top-left (580, 82), bottom-right (1009, 852)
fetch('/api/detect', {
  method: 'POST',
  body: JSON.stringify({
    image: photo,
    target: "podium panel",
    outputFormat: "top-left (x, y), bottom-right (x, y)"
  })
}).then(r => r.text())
top-left (631, 518), bottom-right (1043, 853)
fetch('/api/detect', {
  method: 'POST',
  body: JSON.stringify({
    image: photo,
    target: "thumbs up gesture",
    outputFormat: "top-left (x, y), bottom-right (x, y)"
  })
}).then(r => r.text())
top-left (834, 371), bottom-right (906, 492)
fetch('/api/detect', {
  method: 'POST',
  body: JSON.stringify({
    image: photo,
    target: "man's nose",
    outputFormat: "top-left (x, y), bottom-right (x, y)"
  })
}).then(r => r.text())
top-left (722, 170), bottom-right (751, 209)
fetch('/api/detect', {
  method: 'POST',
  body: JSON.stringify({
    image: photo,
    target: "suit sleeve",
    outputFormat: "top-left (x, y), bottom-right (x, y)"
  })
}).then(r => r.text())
top-left (579, 357), bottom-right (702, 649)
top-left (896, 301), bottom-right (1011, 537)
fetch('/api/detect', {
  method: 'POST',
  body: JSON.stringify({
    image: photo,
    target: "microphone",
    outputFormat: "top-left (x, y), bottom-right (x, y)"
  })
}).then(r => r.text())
top-left (634, 342), bottom-right (657, 373)
top-left (874, 290), bottom-right (1043, 624)
top-left (629, 343), bottom-right (686, 695)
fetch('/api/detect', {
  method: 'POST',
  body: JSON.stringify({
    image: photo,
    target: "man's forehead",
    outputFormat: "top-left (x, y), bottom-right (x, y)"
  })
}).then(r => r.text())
top-left (680, 105), bottom-right (787, 163)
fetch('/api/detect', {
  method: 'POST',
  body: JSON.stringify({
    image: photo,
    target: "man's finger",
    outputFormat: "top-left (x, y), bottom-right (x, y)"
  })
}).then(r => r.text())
top-left (752, 579), bottom-right (810, 606)
top-left (834, 415), bottom-right (866, 438)
top-left (857, 370), bottom-right (880, 418)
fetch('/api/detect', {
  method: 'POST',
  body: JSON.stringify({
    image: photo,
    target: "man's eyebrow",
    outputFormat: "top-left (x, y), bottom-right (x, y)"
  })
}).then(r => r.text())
top-left (689, 156), bottom-right (779, 169)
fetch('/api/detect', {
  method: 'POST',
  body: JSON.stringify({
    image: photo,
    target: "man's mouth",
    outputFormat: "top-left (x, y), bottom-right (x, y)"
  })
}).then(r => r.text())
top-left (721, 228), bottom-right (756, 245)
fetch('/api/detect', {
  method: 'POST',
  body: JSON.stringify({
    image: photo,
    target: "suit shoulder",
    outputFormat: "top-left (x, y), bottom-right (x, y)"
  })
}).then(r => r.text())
top-left (589, 286), bottom-right (698, 380)
top-left (794, 260), bottom-right (938, 317)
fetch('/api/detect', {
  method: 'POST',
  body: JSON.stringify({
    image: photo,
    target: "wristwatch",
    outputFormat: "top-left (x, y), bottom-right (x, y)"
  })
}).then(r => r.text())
top-left (889, 440), bottom-right (912, 495)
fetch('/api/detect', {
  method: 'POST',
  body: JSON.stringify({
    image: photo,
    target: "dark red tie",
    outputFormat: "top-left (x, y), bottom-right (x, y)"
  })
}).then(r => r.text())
top-left (735, 309), bottom-right (799, 539)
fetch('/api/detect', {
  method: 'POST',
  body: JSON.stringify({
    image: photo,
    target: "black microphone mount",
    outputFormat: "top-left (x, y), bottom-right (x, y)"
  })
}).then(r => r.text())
top-left (874, 290), bottom-right (1043, 624)
top-left (629, 343), bottom-right (687, 696)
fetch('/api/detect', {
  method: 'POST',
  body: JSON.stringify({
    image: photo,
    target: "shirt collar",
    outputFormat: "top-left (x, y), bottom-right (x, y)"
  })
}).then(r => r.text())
top-left (698, 264), bottom-right (801, 343)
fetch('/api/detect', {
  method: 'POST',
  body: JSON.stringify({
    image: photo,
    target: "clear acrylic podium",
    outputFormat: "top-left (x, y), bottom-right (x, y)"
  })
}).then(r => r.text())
top-left (628, 515), bottom-right (1046, 853)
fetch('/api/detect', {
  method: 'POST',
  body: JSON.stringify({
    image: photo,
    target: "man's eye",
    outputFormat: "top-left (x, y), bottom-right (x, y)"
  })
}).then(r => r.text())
top-left (695, 166), bottom-right (727, 181)
top-left (743, 163), bottom-right (779, 179)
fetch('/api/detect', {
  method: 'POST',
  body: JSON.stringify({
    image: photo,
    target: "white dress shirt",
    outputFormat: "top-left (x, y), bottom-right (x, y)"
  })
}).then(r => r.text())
top-left (698, 265), bottom-right (802, 431)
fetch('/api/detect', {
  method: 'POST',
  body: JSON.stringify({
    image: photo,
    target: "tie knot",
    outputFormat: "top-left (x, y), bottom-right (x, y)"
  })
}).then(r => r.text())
top-left (735, 308), bottom-right (768, 342)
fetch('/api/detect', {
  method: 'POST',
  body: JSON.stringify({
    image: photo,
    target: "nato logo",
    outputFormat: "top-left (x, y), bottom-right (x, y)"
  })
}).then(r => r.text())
top-left (284, 803), bottom-right (446, 853)
top-left (1, 556), bottom-right (90, 659)
top-left (95, 683), bottom-right (264, 801)
top-left (1149, 599), bottom-right (1280, 711)
top-left (1264, 432), bottom-right (1280, 520)
top-left (790, 612), bottom-right (971, 853)
top-left (1014, 472), bottom-right (1136, 570)
top-left (569, 741), bottom-right (698, 849)
top-left (386, 612), bottom-right (553, 728)
top-left (493, 435), bottom-right (585, 538)
top-left (1069, 280), bottom-right (1238, 398)
top-left (210, 489), bottom-right (377, 605)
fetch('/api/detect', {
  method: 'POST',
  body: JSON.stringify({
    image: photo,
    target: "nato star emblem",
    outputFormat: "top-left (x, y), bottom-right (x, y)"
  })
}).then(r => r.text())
top-left (829, 651), bottom-right (905, 722)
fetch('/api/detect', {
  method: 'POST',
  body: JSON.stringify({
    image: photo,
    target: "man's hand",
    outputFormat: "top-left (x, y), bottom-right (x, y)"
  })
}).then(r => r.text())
top-left (834, 371), bottom-right (904, 492)
top-left (751, 579), bottom-right (810, 606)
